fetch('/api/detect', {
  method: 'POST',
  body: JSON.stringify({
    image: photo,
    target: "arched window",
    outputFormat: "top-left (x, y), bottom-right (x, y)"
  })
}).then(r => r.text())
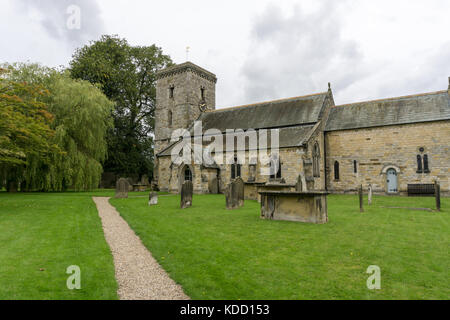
top-left (168, 110), bottom-right (173, 126)
top-left (270, 155), bottom-right (282, 180)
top-left (201, 87), bottom-right (205, 100)
top-left (169, 85), bottom-right (174, 98)
top-left (334, 161), bottom-right (340, 180)
top-left (417, 155), bottom-right (423, 173)
top-left (313, 143), bottom-right (320, 178)
top-left (353, 160), bottom-right (358, 174)
top-left (423, 155), bottom-right (430, 173)
top-left (231, 155), bottom-right (241, 179)
top-left (184, 166), bottom-right (192, 182)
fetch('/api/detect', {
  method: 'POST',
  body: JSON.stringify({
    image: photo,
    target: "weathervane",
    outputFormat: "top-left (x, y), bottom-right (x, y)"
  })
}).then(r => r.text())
top-left (186, 46), bottom-right (190, 62)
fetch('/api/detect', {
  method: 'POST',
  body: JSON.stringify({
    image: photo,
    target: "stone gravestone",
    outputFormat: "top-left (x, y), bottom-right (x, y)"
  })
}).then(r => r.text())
top-left (295, 175), bottom-right (303, 192)
top-left (148, 192), bottom-right (158, 206)
top-left (7, 180), bottom-right (18, 193)
top-left (209, 177), bottom-right (219, 194)
top-left (115, 178), bottom-right (130, 198)
top-left (368, 184), bottom-right (373, 205)
top-left (359, 184), bottom-right (364, 213)
top-left (126, 178), bottom-right (134, 191)
top-left (435, 181), bottom-right (441, 212)
top-left (226, 177), bottom-right (245, 210)
top-left (181, 181), bottom-right (193, 209)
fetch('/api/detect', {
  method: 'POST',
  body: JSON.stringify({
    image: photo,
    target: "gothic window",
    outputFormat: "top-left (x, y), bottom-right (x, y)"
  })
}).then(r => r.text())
top-left (168, 110), bottom-right (173, 126)
top-left (184, 167), bottom-right (192, 182)
top-left (353, 160), bottom-right (358, 174)
top-left (417, 155), bottom-right (423, 173)
top-left (169, 86), bottom-right (174, 99)
top-left (334, 161), bottom-right (340, 181)
top-left (231, 155), bottom-right (241, 179)
top-left (313, 143), bottom-right (320, 178)
top-left (423, 155), bottom-right (430, 173)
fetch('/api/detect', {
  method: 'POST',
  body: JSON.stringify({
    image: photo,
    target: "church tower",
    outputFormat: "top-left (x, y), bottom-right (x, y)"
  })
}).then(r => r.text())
top-left (154, 62), bottom-right (217, 155)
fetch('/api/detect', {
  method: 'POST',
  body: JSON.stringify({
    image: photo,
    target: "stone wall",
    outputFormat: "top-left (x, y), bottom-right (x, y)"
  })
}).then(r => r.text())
top-left (325, 120), bottom-right (450, 195)
top-left (157, 145), bottom-right (311, 194)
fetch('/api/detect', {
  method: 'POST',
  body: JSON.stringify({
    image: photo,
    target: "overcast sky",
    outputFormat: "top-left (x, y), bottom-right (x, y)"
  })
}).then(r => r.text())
top-left (1, 0), bottom-right (449, 108)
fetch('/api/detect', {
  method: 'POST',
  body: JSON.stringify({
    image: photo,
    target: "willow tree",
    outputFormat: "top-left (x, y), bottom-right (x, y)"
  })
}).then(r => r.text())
top-left (3, 63), bottom-right (114, 191)
top-left (0, 68), bottom-right (58, 191)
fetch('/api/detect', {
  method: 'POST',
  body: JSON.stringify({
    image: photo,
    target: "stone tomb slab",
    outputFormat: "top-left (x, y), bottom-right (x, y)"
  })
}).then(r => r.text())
top-left (259, 191), bottom-right (329, 224)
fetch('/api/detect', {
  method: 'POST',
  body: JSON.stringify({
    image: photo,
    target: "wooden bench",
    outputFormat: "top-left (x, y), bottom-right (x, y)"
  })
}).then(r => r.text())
top-left (407, 184), bottom-right (435, 197)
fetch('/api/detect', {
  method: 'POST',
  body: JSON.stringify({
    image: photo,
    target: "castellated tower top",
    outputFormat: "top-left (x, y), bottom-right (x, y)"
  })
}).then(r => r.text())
top-left (156, 61), bottom-right (217, 84)
top-left (154, 62), bottom-right (217, 155)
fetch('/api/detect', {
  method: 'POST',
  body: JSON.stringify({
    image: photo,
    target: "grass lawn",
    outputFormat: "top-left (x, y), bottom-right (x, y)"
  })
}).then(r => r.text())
top-left (0, 192), bottom-right (119, 300)
top-left (111, 194), bottom-right (449, 300)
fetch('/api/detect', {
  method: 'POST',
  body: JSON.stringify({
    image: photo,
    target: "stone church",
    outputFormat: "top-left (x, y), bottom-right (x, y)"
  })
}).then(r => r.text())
top-left (154, 62), bottom-right (450, 197)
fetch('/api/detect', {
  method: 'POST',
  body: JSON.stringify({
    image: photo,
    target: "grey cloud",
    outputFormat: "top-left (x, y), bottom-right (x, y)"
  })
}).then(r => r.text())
top-left (14, 0), bottom-right (104, 46)
top-left (241, 1), bottom-right (368, 103)
top-left (382, 42), bottom-right (450, 96)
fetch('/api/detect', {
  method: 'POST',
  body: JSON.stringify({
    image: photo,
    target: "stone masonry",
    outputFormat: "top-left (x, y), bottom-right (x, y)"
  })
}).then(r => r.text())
top-left (154, 62), bottom-right (217, 156)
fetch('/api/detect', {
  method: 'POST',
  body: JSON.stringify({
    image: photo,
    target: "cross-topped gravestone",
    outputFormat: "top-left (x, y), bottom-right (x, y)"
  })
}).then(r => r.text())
top-left (149, 192), bottom-right (158, 206)
top-left (115, 178), bottom-right (130, 198)
top-left (226, 177), bottom-right (244, 210)
top-left (181, 181), bottom-right (193, 209)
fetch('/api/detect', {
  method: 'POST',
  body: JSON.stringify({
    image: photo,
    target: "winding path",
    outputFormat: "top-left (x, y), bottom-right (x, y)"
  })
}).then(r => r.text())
top-left (93, 197), bottom-right (189, 300)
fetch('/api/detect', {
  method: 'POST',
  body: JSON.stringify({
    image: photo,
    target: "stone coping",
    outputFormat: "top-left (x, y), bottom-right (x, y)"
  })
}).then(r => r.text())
top-left (258, 191), bottom-right (330, 196)
top-left (244, 182), bottom-right (267, 185)
top-left (262, 184), bottom-right (296, 188)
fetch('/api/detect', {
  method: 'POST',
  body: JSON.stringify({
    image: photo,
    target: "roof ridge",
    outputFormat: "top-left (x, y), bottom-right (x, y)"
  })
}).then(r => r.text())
top-left (335, 90), bottom-right (447, 108)
top-left (210, 92), bottom-right (328, 113)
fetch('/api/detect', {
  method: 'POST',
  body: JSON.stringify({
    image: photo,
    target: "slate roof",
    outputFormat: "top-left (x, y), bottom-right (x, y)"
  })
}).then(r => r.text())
top-left (198, 92), bottom-right (328, 131)
top-left (157, 92), bottom-right (328, 157)
top-left (158, 124), bottom-right (316, 157)
top-left (326, 90), bottom-right (450, 131)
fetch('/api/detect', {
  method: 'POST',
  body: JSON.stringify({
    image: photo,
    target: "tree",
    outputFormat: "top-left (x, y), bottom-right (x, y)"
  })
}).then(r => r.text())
top-left (2, 63), bottom-right (114, 191)
top-left (0, 68), bottom-right (58, 190)
top-left (69, 35), bottom-right (173, 178)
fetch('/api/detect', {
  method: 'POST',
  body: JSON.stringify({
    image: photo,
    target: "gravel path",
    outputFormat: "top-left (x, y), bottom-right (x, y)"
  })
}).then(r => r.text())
top-left (93, 197), bottom-right (189, 300)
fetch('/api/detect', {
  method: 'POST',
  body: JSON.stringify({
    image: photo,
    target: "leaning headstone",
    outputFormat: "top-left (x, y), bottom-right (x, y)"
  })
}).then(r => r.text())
top-left (359, 184), bottom-right (364, 213)
top-left (226, 177), bottom-right (244, 210)
top-left (115, 178), bottom-right (130, 198)
top-left (435, 181), bottom-right (441, 212)
top-left (368, 184), bottom-right (373, 206)
top-left (148, 192), bottom-right (158, 206)
top-left (181, 181), bottom-right (193, 209)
